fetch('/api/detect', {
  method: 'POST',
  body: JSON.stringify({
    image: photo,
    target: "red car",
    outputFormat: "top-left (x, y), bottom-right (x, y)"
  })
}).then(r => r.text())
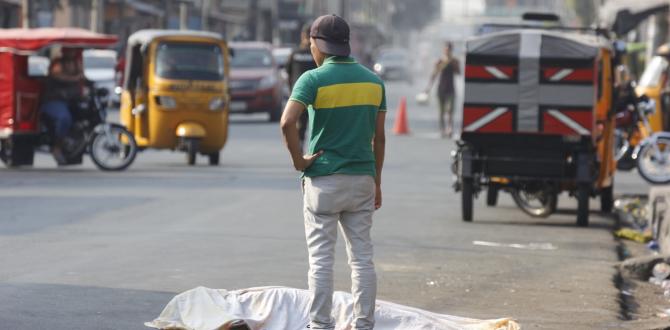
top-left (229, 42), bottom-right (284, 122)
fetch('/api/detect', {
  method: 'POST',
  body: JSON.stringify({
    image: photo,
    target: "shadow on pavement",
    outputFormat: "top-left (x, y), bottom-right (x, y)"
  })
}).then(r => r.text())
top-left (0, 282), bottom-right (175, 330)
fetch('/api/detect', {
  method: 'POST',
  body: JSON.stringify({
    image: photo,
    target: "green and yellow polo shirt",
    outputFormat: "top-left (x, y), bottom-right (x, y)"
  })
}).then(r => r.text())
top-left (289, 56), bottom-right (387, 178)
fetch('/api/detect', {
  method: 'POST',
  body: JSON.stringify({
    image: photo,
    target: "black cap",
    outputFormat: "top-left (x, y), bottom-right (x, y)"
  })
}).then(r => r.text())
top-left (310, 14), bottom-right (350, 57)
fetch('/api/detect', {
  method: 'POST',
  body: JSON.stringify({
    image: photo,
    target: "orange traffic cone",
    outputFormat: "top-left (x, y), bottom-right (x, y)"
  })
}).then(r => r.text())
top-left (393, 96), bottom-right (409, 135)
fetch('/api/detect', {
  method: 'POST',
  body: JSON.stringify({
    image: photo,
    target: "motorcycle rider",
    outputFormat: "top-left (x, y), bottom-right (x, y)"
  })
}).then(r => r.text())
top-left (40, 48), bottom-right (87, 164)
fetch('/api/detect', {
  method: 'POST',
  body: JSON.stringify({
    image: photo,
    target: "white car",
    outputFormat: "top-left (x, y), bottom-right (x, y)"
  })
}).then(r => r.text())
top-left (83, 49), bottom-right (119, 107)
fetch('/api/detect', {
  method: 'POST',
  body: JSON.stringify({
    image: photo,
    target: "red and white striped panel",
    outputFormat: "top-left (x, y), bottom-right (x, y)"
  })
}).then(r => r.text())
top-left (465, 65), bottom-right (516, 80)
top-left (542, 109), bottom-right (592, 135)
top-left (542, 67), bottom-right (594, 83)
top-left (463, 106), bottom-right (513, 133)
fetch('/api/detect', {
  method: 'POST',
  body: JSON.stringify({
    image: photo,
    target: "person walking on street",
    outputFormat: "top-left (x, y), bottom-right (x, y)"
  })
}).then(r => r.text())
top-left (425, 41), bottom-right (460, 138)
top-left (280, 14), bottom-right (386, 330)
top-left (285, 22), bottom-right (318, 145)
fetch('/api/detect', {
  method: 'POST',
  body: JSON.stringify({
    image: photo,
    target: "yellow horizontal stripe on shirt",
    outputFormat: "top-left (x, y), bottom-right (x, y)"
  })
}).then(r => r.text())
top-left (314, 82), bottom-right (382, 109)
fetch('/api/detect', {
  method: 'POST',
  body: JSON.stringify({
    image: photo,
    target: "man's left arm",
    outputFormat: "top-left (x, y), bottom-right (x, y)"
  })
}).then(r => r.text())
top-left (373, 85), bottom-right (387, 210)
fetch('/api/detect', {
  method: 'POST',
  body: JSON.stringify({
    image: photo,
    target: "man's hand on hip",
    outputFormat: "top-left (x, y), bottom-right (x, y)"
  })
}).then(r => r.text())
top-left (294, 150), bottom-right (323, 171)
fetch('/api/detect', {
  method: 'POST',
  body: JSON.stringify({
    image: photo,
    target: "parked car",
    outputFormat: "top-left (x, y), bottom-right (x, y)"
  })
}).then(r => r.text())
top-left (373, 49), bottom-right (412, 83)
top-left (272, 46), bottom-right (293, 104)
top-left (272, 47), bottom-right (292, 70)
top-left (83, 49), bottom-right (120, 107)
top-left (229, 42), bottom-right (284, 122)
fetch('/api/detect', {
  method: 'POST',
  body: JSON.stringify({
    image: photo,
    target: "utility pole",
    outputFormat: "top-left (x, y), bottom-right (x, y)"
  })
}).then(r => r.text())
top-left (180, 2), bottom-right (188, 30)
top-left (340, 0), bottom-right (348, 20)
top-left (21, 0), bottom-right (29, 28)
top-left (91, 0), bottom-right (101, 32)
top-left (271, 0), bottom-right (280, 45)
top-left (248, 0), bottom-right (258, 40)
top-left (201, 0), bottom-right (210, 31)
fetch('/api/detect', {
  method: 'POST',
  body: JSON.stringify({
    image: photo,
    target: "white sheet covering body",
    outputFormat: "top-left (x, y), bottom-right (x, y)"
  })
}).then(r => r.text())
top-left (145, 286), bottom-right (520, 330)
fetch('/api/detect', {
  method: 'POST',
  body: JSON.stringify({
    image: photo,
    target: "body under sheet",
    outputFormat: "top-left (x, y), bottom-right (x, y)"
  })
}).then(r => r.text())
top-left (145, 286), bottom-right (520, 330)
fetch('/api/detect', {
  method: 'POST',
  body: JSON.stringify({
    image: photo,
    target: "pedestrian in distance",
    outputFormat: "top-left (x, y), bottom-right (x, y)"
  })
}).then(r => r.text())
top-left (285, 21), bottom-right (318, 146)
top-left (280, 14), bottom-right (386, 330)
top-left (425, 41), bottom-right (460, 138)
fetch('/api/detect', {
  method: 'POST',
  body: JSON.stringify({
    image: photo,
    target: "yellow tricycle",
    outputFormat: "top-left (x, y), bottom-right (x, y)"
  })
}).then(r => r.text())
top-left (120, 30), bottom-right (230, 165)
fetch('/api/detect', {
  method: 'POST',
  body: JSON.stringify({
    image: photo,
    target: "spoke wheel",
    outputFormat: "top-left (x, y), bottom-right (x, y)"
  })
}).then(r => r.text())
top-left (511, 188), bottom-right (557, 218)
top-left (89, 124), bottom-right (137, 171)
top-left (637, 136), bottom-right (670, 184)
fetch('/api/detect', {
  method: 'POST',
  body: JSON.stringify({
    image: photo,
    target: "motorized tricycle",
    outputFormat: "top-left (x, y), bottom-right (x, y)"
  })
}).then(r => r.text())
top-left (120, 30), bottom-right (230, 165)
top-left (0, 28), bottom-right (137, 171)
top-left (454, 26), bottom-right (617, 227)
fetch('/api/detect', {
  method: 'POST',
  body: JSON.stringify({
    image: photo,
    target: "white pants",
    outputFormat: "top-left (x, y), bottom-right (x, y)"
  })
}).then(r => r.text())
top-left (303, 174), bottom-right (377, 330)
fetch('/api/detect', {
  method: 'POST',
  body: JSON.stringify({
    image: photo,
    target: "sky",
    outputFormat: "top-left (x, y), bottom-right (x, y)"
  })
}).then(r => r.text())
top-left (441, 0), bottom-right (486, 19)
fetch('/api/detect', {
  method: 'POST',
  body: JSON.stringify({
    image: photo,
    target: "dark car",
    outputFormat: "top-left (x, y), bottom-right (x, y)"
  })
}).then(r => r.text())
top-left (373, 49), bottom-right (412, 83)
top-left (229, 42), bottom-right (284, 122)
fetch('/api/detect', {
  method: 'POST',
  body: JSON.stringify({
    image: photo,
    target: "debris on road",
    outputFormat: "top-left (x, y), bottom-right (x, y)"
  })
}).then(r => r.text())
top-left (615, 228), bottom-right (653, 243)
top-left (620, 255), bottom-right (670, 281)
top-left (473, 240), bottom-right (557, 251)
top-left (145, 286), bottom-right (521, 330)
top-left (614, 195), bottom-right (650, 230)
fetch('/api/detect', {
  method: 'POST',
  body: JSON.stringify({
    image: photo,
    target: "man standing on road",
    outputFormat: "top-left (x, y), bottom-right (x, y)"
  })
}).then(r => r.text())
top-left (280, 14), bottom-right (386, 330)
top-left (285, 22), bottom-right (318, 145)
top-left (425, 41), bottom-right (460, 138)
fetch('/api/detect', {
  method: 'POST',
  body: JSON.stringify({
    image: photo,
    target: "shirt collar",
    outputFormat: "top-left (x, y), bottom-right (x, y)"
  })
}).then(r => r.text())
top-left (323, 56), bottom-right (356, 65)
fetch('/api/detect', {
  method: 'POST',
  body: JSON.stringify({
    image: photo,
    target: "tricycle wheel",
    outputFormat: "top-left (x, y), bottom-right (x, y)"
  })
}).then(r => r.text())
top-left (576, 183), bottom-right (590, 227)
top-left (600, 183), bottom-right (614, 213)
top-left (208, 152), bottom-right (220, 166)
top-left (486, 186), bottom-right (498, 207)
top-left (185, 138), bottom-right (199, 165)
top-left (462, 178), bottom-right (474, 222)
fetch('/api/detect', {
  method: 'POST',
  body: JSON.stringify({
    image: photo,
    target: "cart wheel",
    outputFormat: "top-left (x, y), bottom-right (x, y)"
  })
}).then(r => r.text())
top-left (486, 186), bottom-right (498, 207)
top-left (462, 178), bottom-right (474, 222)
top-left (185, 138), bottom-right (199, 166)
top-left (600, 184), bottom-right (614, 213)
top-left (576, 183), bottom-right (590, 227)
top-left (208, 152), bottom-right (220, 166)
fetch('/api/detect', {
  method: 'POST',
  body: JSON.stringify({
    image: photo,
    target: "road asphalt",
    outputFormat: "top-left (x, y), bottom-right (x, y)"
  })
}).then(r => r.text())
top-left (0, 80), bottom-right (651, 329)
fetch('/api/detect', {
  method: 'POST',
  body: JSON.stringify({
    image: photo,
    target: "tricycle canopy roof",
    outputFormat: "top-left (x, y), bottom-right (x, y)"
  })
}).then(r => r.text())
top-left (0, 28), bottom-right (117, 52)
top-left (127, 29), bottom-right (223, 52)
top-left (466, 29), bottom-right (612, 59)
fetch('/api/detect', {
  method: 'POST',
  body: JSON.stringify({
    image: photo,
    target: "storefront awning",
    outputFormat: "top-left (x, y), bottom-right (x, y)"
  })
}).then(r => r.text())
top-left (125, 0), bottom-right (165, 17)
top-left (0, 0), bottom-right (21, 5)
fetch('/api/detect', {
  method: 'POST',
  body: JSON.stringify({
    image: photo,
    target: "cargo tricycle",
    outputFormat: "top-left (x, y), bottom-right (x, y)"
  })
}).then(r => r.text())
top-left (454, 27), bottom-right (618, 227)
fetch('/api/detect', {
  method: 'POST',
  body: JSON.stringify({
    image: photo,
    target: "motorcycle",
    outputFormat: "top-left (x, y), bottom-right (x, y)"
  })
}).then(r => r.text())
top-left (614, 96), bottom-right (670, 184)
top-left (4, 81), bottom-right (139, 171)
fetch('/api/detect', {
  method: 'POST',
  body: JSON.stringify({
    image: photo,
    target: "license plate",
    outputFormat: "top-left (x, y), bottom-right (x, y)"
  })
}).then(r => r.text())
top-left (230, 101), bottom-right (247, 112)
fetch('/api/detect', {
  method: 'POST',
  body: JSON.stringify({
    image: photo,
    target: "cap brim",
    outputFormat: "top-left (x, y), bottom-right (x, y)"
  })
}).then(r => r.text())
top-left (314, 38), bottom-right (350, 57)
